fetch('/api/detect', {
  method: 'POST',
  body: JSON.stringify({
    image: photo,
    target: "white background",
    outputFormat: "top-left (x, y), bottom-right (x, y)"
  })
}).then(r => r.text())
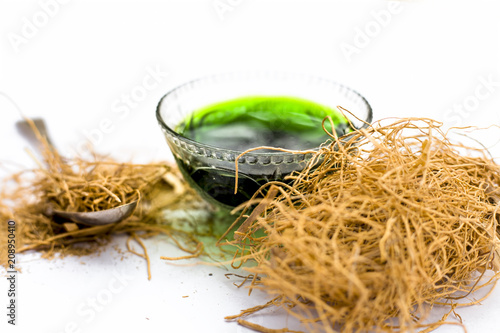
top-left (1, 0), bottom-right (500, 332)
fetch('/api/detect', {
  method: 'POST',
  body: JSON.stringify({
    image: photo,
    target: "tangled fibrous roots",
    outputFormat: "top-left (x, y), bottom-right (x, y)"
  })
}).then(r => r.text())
top-left (0, 119), bottom-right (207, 279)
top-left (228, 118), bottom-right (500, 332)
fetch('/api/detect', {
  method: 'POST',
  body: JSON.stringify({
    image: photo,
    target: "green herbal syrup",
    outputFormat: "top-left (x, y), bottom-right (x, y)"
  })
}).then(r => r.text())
top-left (177, 96), bottom-right (350, 151)
top-left (175, 96), bottom-right (351, 208)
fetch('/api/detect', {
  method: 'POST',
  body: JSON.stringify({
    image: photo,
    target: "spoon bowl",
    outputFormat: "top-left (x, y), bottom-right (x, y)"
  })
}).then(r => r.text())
top-left (50, 200), bottom-right (139, 226)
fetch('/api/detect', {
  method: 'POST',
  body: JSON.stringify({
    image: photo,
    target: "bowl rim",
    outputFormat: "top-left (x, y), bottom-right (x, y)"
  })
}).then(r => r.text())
top-left (156, 72), bottom-right (373, 156)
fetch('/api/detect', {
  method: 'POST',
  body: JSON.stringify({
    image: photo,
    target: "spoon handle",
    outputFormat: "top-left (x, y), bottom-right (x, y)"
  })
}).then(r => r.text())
top-left (16, 118), bottom-right (55, 152)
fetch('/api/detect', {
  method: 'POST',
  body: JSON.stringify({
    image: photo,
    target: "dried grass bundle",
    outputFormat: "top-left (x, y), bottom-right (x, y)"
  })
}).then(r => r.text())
top-left (0, 120), bottom-right (209, 279)
top-left (226, 118), bottom-right (500, 332)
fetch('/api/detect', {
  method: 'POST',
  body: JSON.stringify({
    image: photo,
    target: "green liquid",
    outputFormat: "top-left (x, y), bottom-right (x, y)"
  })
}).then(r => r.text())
top-left (174, 96), bottom-right (351, 208)
top-left (177, 96), bottom-right (350, 151)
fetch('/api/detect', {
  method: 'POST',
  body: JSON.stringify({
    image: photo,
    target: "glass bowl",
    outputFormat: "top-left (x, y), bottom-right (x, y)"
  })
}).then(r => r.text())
top-left (156, 72), bottom-right (372, 210)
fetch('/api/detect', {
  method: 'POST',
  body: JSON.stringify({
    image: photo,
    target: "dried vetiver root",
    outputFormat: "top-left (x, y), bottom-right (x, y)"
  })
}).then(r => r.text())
top-left (225, 118), bottom-right (500, 332)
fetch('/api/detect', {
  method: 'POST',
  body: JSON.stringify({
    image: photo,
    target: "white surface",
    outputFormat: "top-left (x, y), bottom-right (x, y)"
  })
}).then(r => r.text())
top-left (1, 0), bottom-right (500, 332)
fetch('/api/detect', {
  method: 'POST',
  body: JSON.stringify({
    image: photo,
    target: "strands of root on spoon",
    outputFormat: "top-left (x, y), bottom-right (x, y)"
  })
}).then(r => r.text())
top-left (223, 117), bottom-right (500, 333)
top-left (0, 119), bottom-right (210, 279)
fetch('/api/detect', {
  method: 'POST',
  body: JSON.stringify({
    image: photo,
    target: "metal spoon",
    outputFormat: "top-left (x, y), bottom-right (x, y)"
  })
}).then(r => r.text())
top-left (16, 118), bottom-right (138, 226)
top-left (46, 202), bottom-right (138, 226)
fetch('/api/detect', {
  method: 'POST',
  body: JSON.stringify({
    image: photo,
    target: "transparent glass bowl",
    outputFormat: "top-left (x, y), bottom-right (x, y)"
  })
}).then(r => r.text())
top-left (156, 72), bottom-right (372, 209)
